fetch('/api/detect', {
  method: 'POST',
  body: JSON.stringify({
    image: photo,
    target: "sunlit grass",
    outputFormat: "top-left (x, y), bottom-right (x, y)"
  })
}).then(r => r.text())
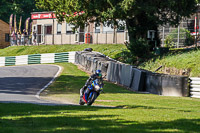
top-left (0, 44), bottom-right (127, 59)
top-left (139, 49), bottom-right (200, 77)
top-left (0, 54), bottom-right (200, 132)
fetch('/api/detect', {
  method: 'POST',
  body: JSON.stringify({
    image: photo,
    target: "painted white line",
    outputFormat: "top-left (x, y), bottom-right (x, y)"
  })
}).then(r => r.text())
top-left (35, 65), bottom-right (62, 99)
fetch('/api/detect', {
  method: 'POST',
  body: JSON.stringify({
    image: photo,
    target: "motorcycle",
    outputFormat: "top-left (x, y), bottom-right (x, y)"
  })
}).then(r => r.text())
top-left (79, 79), bottom-right (103, 106)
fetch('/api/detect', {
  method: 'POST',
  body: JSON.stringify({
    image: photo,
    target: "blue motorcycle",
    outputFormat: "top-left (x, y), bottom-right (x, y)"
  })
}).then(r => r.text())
top-left (80, 79), bottom-right (103, 106)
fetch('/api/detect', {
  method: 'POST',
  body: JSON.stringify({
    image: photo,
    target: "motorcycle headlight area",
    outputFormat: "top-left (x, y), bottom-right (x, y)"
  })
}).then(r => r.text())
top-left (94, 85), bottom-right (100, 91)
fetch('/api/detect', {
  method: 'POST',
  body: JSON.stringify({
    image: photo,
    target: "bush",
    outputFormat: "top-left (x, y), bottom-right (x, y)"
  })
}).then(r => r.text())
top-left (114, 49), bottom-right (137, 64)
top-left (164, 28), bottom-right (194, 48)
top-left (125, 38), bottom-right (150, 58)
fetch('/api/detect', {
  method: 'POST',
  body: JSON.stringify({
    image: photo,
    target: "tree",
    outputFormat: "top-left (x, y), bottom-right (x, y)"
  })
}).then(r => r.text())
top-left (36, 0), bottom-right (198, 57)
top-left (0, 0), bottom-right (40, 29)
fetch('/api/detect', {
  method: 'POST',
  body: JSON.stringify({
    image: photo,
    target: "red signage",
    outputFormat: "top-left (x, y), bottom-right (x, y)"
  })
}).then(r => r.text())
top-left (31, 13), bottom-right (56, 19)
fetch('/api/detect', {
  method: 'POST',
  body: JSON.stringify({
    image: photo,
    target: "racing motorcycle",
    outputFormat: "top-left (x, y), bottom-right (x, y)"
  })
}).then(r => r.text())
top-left (79, 79), bottom-right (103, 106)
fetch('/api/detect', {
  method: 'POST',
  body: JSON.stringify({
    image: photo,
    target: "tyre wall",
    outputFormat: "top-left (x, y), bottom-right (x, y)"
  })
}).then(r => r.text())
top-left (75, 51), bottom-right (189, 97)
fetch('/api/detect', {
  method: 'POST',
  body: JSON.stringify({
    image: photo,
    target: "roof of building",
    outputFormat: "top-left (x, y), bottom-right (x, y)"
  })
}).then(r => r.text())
top-left (0, 19), bottom-right (9, 26)
top-left (31, 11), bottom-right (55, 14)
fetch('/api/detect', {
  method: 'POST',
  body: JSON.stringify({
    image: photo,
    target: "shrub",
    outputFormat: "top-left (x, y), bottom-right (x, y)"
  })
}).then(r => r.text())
top-left (164, 28), bottom-right (194, 48)
top-left (125, 38), bottom-right (150, 58)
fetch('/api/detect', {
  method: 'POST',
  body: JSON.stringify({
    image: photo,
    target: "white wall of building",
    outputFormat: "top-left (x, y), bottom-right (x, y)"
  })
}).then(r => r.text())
top-left (32, 17), bottom-right (128, 45)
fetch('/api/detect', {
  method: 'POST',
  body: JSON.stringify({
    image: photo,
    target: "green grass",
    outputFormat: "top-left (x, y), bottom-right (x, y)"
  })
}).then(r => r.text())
top-left (3, 44), bottom-right (200, 76)
top-left (1, 45), bottom-right (200, 132)
top-left (139, 49), bottom-right (200, 77)
top-left (1, 63), bottom-right (200, 133)
top-left (0, 44), bottom-right (127, 59)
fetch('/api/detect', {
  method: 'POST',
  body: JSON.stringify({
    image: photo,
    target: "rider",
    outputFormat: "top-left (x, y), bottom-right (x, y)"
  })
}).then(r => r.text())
top-left (79, 70), bottom-right (103, 103)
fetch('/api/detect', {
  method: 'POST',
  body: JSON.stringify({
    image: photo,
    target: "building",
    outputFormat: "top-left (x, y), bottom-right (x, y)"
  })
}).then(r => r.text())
top-left (30, 11), bottom-right (199, 47)
top-left (31, 12), bottom-right (129, 45)
top-left (0, 19), bottom-right (10, 48)
top-left (158, 13), bottom-right (200, 48)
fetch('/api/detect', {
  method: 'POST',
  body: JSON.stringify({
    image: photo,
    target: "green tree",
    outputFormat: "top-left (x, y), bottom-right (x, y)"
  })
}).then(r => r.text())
top-left (36, 0), bottom-right (198, 57)
top-left (0, 0), bottom-right (40, 29)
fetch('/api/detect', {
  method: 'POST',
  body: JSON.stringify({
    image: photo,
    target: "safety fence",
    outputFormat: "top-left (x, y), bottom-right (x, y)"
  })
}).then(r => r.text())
top-left (10, 31), bottom-right (128, 46)
top-left (75, 51), bottom-right (116, 76)
top-left (75, 51), bottom-right (189, 97)
top-left (0, 52), bottom-right (75, 66)
top-left (189, 77), bottom-right (200, 98)
top-left (0, 50), bottom-right (194, 98)
top-left (158, 19), bottom-right (196, 48)
top-left (10, 35), bottom-right (32, 46)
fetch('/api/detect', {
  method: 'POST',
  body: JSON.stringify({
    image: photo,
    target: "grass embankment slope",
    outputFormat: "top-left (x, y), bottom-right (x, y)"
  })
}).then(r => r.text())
top-left (0, 45), bottom-right (200, 132)
top-left (0, 44), bottom-right (126, 59)
top-left (1, 63), bottom-right (200, 133)
top-left (139, 49), bottom-right (200, 77)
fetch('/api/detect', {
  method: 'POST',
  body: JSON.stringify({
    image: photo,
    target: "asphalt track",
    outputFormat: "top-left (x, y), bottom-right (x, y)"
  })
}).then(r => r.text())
top-left (0, 64), bottom-right (68, 105)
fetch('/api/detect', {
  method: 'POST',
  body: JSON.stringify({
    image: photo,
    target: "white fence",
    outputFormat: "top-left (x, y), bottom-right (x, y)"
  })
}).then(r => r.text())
top-left (189, 77), bottom-right (200, 98)
top-left (0, 52), bottom-right (76, 66)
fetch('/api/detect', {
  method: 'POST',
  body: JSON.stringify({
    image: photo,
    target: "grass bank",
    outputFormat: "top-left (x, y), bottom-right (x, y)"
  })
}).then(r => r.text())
top-left (2, 44), bottom-right (200, 76)
top-left (0, 45), bottom-right (200, 132)
top-left (2, 63), bottom-right (199, 133)
top-left (0, 44), bottom-right (127, 59)
top-left (139, 49), bottom-right (200, 77)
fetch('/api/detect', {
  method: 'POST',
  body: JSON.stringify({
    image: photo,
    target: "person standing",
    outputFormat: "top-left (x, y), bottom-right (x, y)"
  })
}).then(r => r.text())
top-left (11, 31), bottom-right (16, 46)
top-left (17, 32), bottom-right (21, 46)
top-left (23, 29), bottom-right (28, 45)
top-left (33, 31), bottom-right (36, 45)
top-left (21, 32), bottom-right (25, 45)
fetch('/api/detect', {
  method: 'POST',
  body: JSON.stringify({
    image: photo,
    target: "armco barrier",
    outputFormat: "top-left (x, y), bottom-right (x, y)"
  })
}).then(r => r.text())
top-left (0, 52), bottom-right (75, 66)
top-left (5, 56), bottom-right (16, 66)
top-left (189, 77), bottom-right (200, 98)
top-left (130, 68), bottom-right (146, 91)
top-left (107, 61), bottom-right (116, 83)
top-left (146, 72), bottom-right (189, 97)
top-left (124, 64), bottom-right (133, 87)
top-left (75, 51), bottom-right (190, 97)
top-left (75, 51), bottom-right (113, 75)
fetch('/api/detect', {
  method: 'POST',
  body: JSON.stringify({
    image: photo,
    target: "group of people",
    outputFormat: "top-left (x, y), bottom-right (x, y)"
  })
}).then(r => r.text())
top-left (11, 29), bottom-right (29, 46)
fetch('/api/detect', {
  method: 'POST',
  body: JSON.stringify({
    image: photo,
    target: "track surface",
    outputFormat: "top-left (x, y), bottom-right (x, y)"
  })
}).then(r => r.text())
top-left (0, 64), bottom-right (65, 105)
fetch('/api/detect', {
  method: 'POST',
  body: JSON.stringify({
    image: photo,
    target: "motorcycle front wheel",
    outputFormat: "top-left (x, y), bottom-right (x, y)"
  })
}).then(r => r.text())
top-left (87, 92), bottom-right (97, 106)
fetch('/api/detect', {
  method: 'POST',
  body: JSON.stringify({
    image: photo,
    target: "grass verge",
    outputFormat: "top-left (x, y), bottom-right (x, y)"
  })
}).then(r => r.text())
top-left (1, 63), bottom-right (200, 133)
top-left (0, 44), bottom-right (127, 59)
top-left (139, 49), bottom-right (200, 77)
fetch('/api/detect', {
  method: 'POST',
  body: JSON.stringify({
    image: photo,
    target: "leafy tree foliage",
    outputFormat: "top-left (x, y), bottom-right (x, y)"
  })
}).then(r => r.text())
top-left (36, 0), bottom-right (198, 57)
top-left (0, 0), bottom-right (40, 28)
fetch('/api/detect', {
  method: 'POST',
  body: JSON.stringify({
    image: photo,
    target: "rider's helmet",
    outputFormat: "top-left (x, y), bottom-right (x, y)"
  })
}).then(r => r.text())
top-left (95, 70), bottom-right (102, 78)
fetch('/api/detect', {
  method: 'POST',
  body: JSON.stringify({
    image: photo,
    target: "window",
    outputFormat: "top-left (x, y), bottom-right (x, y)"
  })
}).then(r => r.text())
top-left (95, 24), bottom-right (100, 33)
top-left (117, 25), bottom-right (125, 32)
top-left (66, 23), bottom-right (75, 34)
top-left (117, 26), bottom-right (125, 32)
top-left (57, 23), bottom-right (62, 34)
top-left (5, 33), bottom-right (10, 42)
top-left (45, 25), bottom-right (52, 34)
top-left (103, 24), bottom-right (114, 33)
top-left (124, 30), bottom-right (129, 42)
top-left (117, 20), bottom-right (125, 32)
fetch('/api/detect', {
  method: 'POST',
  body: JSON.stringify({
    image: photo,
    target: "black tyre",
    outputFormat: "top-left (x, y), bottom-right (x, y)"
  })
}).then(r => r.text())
top-left (79, 98), bottom-right (85, 105)
top-left (87, 92), bottom-right (97, 106)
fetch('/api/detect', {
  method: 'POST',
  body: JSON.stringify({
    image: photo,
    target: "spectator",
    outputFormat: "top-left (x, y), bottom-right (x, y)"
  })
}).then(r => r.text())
top-left (23, 29), bottom-right (28, 45)
top-left (33, 31), bottom-right (36, 45)
top-left (21, 32), bottom-right (25, 45)
top-left (17, 32), bottom-right (21, 46)
top-left (11, 31), bottom-right (16, 46)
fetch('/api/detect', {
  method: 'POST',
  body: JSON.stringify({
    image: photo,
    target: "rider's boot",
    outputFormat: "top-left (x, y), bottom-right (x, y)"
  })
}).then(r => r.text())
top-left (79, 88), bottom-right (85, 105)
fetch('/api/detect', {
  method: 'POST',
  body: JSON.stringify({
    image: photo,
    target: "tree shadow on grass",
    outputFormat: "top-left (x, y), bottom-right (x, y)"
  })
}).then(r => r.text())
top-left (52, 75), bottom-right (136, 94)
top-left (115, 105), bottom-right (174, 110)
top-left (0, 104), bottom-right (199, 133)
